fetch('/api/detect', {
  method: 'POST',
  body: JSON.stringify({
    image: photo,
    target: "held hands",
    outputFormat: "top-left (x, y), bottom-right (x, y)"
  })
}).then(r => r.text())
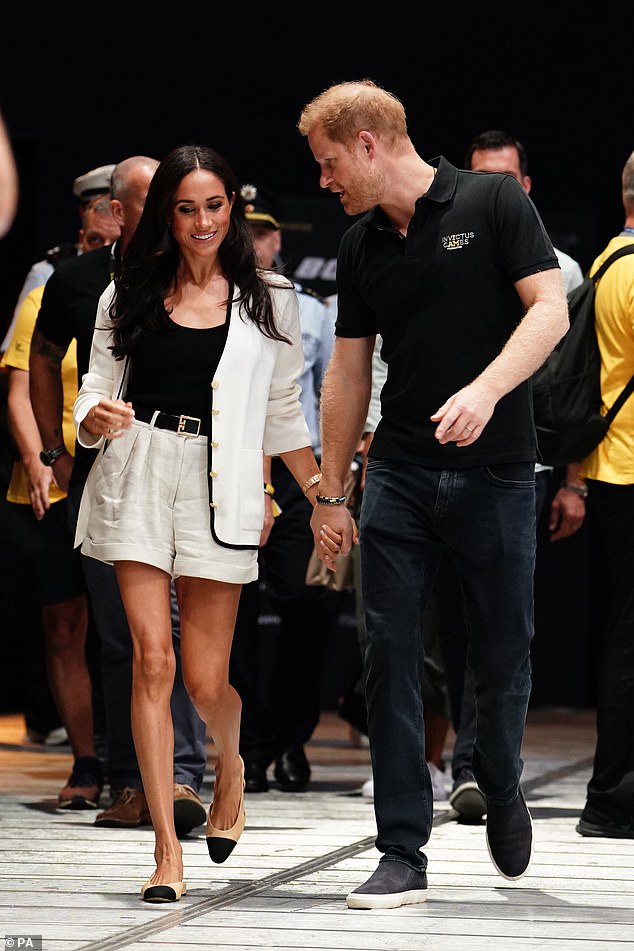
top-left (430, 380), bottom-right (497, 445)
top-left (309, 503), bottom-right (359, 573)
top-left (83, 399), bottom-right (134, 439)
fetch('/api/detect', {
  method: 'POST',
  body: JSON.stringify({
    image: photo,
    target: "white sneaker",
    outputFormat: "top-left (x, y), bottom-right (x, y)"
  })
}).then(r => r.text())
top-left (362, 768), bottom-right (446, 801)
top-left (44, 727), bottom-right (69, 746)
top-left (427, 762), bottom-right (447, 801)
top-left (361, 777), bottom-right (374, 799)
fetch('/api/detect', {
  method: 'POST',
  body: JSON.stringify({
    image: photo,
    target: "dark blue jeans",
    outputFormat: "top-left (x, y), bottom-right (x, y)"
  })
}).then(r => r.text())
top-left (360, 459), bottom-right (536, 870)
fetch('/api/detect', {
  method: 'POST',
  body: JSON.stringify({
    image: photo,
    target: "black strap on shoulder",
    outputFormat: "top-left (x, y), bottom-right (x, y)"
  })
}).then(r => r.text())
top-left (605, 373), bottom-right (634, 423)
top-left (591, 243), bottom-right (634, 283)
top-left (592, 243), bottom-right (634, 422)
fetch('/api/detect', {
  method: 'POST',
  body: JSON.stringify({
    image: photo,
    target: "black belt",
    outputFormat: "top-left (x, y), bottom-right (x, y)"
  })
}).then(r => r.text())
top-left (134, 405), bottom-right (208, 437)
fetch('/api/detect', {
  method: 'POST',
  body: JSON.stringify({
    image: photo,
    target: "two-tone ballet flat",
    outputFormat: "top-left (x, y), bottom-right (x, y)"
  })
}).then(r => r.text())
top-left (141, 880), bottom-right (187, 903)
top-left (206, 757), bottom-right (246, 864)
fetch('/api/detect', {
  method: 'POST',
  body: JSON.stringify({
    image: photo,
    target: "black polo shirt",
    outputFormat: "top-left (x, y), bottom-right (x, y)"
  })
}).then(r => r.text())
top-left (35, 243), bottom-right (116, 486)
top-left (335, 156), bottom-right (560, 467)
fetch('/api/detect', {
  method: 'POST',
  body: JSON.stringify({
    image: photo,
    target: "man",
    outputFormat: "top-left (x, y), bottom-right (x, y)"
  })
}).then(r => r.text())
top-left (229, 183), bottom-right (338, 792)
top-left (29, 156), bottom-right (207, 835)
top-left (1, 164), bottom-right (116, 353)
top-left (576, 150), bottom-right (634, 839)
top-left (298, 80), bottom-right (568, 908)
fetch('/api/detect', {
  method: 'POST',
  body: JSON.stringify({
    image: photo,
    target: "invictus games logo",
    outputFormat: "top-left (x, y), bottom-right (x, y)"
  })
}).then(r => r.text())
top-left (442, 231), bottom-right (475, 250)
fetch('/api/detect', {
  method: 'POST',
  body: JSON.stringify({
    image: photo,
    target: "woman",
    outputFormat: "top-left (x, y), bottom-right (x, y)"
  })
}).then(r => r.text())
top-left (73, 145), bottom-right (339, 902)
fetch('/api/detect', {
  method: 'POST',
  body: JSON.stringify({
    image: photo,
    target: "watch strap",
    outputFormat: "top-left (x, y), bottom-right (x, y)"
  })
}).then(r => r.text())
top-left (40, 444), bottom-right (67, 466)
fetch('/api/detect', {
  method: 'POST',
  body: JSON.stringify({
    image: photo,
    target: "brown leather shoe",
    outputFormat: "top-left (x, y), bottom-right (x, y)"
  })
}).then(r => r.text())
top-left (173, 783), bottom-right (206, 837)
top-left (95, 787), bottom-right (151, 827)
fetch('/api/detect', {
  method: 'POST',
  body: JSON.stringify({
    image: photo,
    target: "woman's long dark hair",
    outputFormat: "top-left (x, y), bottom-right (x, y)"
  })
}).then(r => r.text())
top-left (110, 144), bottom-right (289, 358)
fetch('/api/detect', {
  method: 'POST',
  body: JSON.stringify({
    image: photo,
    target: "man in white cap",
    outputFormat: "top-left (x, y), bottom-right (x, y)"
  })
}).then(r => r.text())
top-left (71, 164), bottom-right (116, 205)
top-left (1, 163), bottom-right (115, 352)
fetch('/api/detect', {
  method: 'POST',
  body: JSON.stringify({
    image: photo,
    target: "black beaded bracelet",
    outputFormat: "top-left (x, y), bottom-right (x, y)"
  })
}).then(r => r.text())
top-left (315, 494), bottom-right (348, 506)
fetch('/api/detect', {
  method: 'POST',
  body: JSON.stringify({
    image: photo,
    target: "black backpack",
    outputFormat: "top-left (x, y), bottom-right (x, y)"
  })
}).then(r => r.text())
top-left (532, 244), bottom-right (634, 467)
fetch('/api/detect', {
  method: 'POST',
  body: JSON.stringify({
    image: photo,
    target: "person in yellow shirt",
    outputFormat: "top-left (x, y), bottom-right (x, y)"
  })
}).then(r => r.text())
top-left (576, 150), bottom-right (634, 840)
top-left (1, 196), bottom-right (119, 808)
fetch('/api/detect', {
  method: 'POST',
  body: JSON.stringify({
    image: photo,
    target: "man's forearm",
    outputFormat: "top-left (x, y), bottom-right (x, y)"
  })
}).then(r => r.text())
top-left (475, 272), bottom-right (569, 401)
top-left (7, 371), bottom-right (45, 464)
top-left (320, 374), bottom-right (371, 495)
top-left (29, 333), bottom-right (66, 447)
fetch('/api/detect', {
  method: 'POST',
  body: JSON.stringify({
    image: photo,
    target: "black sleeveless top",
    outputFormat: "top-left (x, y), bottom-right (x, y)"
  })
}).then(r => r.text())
top-left (126, 317), bottom-right (229, 420)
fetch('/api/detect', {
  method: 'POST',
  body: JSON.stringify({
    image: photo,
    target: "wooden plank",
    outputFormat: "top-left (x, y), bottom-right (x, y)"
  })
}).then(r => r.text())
top-left (3, 708), bottom-right (633, 951)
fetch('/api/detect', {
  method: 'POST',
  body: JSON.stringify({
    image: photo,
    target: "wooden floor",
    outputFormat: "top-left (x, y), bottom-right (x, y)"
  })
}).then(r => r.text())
top-left (1, 707), bottom-right (632, 951)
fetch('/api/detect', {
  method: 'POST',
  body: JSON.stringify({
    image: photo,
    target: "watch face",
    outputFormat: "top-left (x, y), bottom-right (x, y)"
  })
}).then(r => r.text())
top-left (40, 446), bottom-right (65, 465)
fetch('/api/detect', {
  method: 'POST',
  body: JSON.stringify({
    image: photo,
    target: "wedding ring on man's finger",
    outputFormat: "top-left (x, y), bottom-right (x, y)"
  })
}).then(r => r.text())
top-left (465, 425), bottom-right (474, 432)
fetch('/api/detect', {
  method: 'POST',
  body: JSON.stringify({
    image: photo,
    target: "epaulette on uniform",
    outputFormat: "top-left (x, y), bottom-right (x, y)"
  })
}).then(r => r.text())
top-left (46, 242), bottom-right (78, 265)
top-left (298, 285), bottom-right (326, 305)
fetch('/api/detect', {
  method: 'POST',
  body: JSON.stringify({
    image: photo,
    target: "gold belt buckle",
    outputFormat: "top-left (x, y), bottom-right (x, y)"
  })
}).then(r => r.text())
top-left (177, 414), bottom-right (200, 437)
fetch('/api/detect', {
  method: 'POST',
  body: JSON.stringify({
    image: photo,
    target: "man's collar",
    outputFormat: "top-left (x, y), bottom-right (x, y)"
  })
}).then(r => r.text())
top-left (362, 156), bottom-right (458, 230)
top-left (420, 156), bottom-right (458, 204)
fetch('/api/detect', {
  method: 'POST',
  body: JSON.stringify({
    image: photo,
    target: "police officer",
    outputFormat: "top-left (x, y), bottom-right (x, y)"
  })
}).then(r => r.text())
top-left (229, 183), bottom-right (339, 792)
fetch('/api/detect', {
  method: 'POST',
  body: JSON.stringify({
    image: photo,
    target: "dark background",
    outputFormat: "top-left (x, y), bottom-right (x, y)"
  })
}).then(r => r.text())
top-left (0, 3), bottom-right (630, 709)
top-left (1, 3), bottom-right (631, 323)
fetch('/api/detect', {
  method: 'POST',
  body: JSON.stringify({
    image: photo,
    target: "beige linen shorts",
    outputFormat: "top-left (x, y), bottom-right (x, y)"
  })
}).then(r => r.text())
top-left (80, 418), bottom-right (258, 584)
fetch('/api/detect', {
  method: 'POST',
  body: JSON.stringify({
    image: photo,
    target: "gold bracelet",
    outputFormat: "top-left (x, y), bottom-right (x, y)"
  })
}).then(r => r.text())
top-left (263, 482), bottom-right (275, 497)
top-left (302, 472), bottom-right (322, 495)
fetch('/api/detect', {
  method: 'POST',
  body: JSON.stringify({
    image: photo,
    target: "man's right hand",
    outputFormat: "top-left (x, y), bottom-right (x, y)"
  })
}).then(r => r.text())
top-left (26, 461), bottom-right (54, 520)
top-left (51, 452), bottom-right (74, 495)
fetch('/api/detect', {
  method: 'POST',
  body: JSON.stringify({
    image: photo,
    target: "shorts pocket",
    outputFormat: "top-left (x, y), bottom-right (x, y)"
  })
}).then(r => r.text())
top-left (93, 429), bottom-right (144, 518)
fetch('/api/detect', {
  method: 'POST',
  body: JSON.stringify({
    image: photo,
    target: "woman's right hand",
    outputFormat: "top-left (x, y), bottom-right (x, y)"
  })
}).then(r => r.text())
top-left (82, 399), bottom-right (135, 439)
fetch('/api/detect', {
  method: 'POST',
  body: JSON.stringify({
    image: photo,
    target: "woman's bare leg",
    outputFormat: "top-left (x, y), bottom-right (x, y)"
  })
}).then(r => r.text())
top-left (115, 561), bottom-right (182, 885)
top-left (177, 577), bottom-right (243, 829)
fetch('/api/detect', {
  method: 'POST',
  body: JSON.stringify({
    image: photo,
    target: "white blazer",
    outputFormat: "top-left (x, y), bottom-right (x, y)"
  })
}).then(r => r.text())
top-left (74, 276), bottom-right (311, 549)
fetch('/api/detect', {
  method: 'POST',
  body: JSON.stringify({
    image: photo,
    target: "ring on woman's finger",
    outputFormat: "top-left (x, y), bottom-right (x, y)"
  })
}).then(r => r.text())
top-left (465, 425), bottom-right (474, 432)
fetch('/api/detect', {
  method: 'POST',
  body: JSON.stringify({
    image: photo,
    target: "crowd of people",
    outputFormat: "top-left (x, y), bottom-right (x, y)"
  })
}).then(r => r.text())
top-left (0, 82), bottom-right (632, 908)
